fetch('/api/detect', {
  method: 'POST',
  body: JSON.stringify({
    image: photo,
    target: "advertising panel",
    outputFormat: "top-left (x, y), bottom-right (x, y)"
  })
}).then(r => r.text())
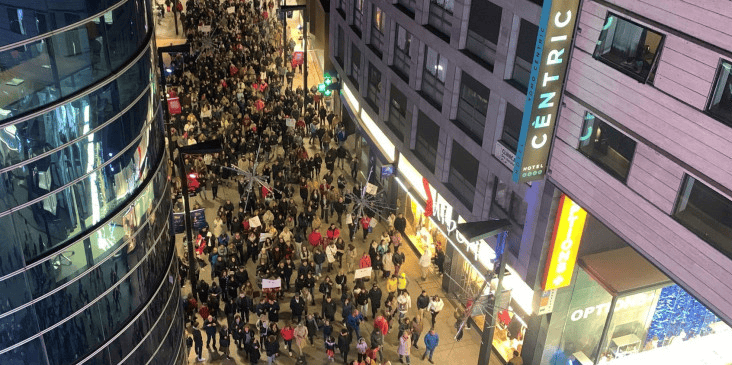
top-left (512, 0), bottom-right (581, 183)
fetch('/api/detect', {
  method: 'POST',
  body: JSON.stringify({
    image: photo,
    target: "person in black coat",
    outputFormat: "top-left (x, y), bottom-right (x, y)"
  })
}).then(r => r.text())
top-left (203, 315), bottom-right (217, 350)
top-left (368, 284), bottom-right (382, 319)
top-left (267, 298), bottom-right (281, 322)
top-left (249, 339), bottom-right (261, 364)
top-left (337, 328), bottom-right (351, 364)
top-left (264, 335), bottom-right (279, 363)
top-left (192, 322), bottom-right (205, 361)
top-left (219, 326), bottom-right (232, 360)
top-left (322, 295), bottom-right (337, 322)
top-left (290, 293), bottom-right (306, 324)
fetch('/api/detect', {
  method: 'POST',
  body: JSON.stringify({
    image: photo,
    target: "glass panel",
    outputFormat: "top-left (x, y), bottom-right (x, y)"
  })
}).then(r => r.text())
top-left (2, 337), bottom-right (49, 365)
top-left (593, 14), bottom-right (664, 82)
top-left (0, 0), bottom-right (152, 120)
top-left (707, 60), bottom-right (732, 125)
top-left (0, 272), bottom-right (33, 315)
top-left (0, 305), bottom-right (41, 349)
top-left (0, 51), bottom-right (153, 169)
top-left (578, 112), bottom-right (636, 181)
top-left (501, 103), bottom-right (523, 152)
top-left (674, 176), bottom-right (732, 259)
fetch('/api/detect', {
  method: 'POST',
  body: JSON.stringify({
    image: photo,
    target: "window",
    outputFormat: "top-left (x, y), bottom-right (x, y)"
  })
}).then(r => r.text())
top-left (455, 72), bottom-right (489, 144)
top-left (448, 142), bottom-right (478, 210)
top-left (464, 0), bottom-right (501, 70)
top-left (706, 59), bottom-right (732, 126)
top-left (366, 63), bottom-right (382, 113)
top-left (500, 103), bottom-right (523, 152)
top-left (392, 24), bottom-right (412, 82)
top-left (336, 0), bottom-right (346, 18)
top-left (578, 112), bottom-right (636, 181)
top-left (387, 85), bottom-right (410, 143)
top-left (350, 43), bottom-right (361, 90)
top-left (593, 13), bottom-right (664, 83)
top-left (335, 26), bottom-right (345, 66)
top-left (427, 0), bottom-right (453, 40)
top-left (413, 111), bottom-right (440, 172)
top-left (510, 19), bottom-right (538, 92)
top-left (396, 0), bottom-right (417, 17)
top-left (352, 0), bottom-right (364, 35)
top-left (421, 46), bottom-right (447, 110)
top-left (370, 5), bottom-right (385, 57)
top-left (674, 175), bottom-right (732, 260)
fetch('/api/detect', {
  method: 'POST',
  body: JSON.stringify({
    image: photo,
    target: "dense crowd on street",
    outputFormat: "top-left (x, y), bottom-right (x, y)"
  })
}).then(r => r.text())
top-left (162, 1), bottom-right (453, 364)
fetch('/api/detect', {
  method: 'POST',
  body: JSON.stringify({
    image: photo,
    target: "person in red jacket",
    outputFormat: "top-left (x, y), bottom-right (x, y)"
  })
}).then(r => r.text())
top-left (280, 322), bottom-right (295, 356)
top-left (360, 216), bottom-right (371, 241)
top-left (373, 314), bottom-right (389, 335)
top-left (326, 224), bottom-right (340, 242)
top-left (359, 252), bottom-right (371, 269)
top-left (309, 229), bottom-right (323, 248)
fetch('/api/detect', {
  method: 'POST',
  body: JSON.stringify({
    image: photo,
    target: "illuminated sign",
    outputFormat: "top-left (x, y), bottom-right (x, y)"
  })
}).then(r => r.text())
top-left (542, 194), bottom-right (586, 290)
top-left (512, 0), bottom-right (581, 183)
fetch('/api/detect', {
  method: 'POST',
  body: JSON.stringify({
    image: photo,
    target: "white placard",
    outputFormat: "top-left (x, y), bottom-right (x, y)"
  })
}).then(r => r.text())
top-left (369, 218), bottom-right (378, 228)
top-left (249, 216), bottom-right (262, 228)
top-left (200, 109), bottom-right (212, 119)
top-left (259, 232), bottom-right (272, 242)
top-left (354, 267), bottom-right (372, 279)
top-left (365, 183), bottom-right (378, 195)
top-left (227, 6), bottom-right (235, 13)
top-left (286, 118), bottom-right (296, 127)
top-left (201, 25), bottom-right (211, 32)
top-left (262, 278), bottom-right (281, 289)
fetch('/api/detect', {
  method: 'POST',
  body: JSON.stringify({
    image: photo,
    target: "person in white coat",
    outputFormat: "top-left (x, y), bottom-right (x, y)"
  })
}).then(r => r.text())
top-left (427, 296), bottom-right (444, 327)
top-left (419, 249), bottom-right (432, 281)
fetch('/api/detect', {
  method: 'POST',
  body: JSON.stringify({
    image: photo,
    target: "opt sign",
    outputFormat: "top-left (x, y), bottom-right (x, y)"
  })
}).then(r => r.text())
top-left (542, 194), bottom-right (586, 290)
top-left (512, 0), bottom-right (581, 183)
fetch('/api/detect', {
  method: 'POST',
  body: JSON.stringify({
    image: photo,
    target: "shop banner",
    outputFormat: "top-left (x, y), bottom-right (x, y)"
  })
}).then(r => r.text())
top-left (262, 278), bottom-right (281, 289)
top-left (381, 164), bottom-right (394, 178)
top-left (512, 0), bottom-right (581, 183)
top-left (172, 209), bottom-right (208, 233)
top-left (542, 194), bottom-right (587, 290)
top-left (354, 267), bottom-right (372, 279)
top-left (538, 289), bottom-right (557, 315)
top-left (168, 97), bottom-right (182, 115)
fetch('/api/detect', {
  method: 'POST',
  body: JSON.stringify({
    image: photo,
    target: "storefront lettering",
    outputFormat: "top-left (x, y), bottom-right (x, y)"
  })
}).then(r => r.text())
top-left (569, 293), bottom-right (655, 322)
top-left (543, 195), bottom-right (587, 290)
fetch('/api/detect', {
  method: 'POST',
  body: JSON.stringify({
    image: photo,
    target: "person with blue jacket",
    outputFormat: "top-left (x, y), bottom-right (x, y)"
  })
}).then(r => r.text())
top-left (422, 328), bottom-right (439, 364)
top-left (345, 309), bottom-right (365, 340)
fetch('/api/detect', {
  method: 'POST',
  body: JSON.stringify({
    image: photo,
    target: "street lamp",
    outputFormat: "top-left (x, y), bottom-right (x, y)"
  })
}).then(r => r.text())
top-left (456, 218), bottom-right (512, 365)
top-left (177, 139), bottom-right (223, 298)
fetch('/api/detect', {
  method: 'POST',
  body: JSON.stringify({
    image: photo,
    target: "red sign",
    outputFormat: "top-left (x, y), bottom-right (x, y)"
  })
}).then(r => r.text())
top-left (292, 51), bottom-right (304, 66)
top-left (423, 177), bottom-right (433, 217)
top-left (167, 97), bottom-right (181, 115)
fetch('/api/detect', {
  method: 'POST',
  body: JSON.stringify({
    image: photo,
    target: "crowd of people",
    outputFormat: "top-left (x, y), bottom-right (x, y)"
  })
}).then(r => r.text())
top-left (163, 1), bottom-right (452, 364)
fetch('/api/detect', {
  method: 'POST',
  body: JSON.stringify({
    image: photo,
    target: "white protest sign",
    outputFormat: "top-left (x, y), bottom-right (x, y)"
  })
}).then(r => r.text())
top-left (259, 232), bottom-right (272, 242)
top-left (262, 278), bottom-right (281, 289)
top-left (365, 183), bottom-right (378, 195)
top-left (201, 25), bottom-right (211, 32)
top-left (249, 216), bottom-right (262, 228)
top-left (354, 267), bottom-right (372, 279)
top-left (286, 118), bottom-right (296, 127)
top-left (227, 6), bottom-right (235, 13)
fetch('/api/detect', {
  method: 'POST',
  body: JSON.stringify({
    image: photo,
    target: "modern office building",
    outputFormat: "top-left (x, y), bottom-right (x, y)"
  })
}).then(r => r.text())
top-left (328, 0), bottom-right (554, 363)
top-left (329, 0), bottom-right (732, 364)
top-left (534, 0), bottom-right (732, 364)
top-left (0, 0), bottom-right (183, 364)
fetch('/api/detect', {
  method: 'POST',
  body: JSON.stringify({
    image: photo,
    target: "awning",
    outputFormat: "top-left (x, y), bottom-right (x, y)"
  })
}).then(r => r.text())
top-left (578, 247), bottom-right (672, 296)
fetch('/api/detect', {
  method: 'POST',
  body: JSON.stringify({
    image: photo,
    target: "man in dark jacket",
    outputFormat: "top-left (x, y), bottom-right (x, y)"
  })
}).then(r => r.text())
top-left (192, 322), bottom-right (205, 362)
top-left (203, 315), bottom-right (217, 350)
top-left (394, 213), bottom-right (407, 236)
top-left (267, 298), bottom-right (281, 322)
top-left (417, 290), bottom-right (431, 319)
top-left (370, 327), bottom-right (384, 362)
top-left (369, 283), bottom-right (382, 319)
top-left (337, 328), bottom-right (351, 364)
top-left (322, 295), bottom-right (337, 322)
top-left (290, 293), bottom-right (306, 323)
top-left (264, 335), bottom-right (279, 364)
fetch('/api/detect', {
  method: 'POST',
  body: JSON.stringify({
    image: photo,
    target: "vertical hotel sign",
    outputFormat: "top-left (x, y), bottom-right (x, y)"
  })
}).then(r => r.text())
top-left (512, 0), bottom-right (581, 183)
top-left (542, 194), bottom-right (587, 290)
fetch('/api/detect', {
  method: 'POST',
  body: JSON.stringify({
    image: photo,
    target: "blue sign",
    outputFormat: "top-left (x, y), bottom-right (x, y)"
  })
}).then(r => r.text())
top-left (381, 164), bottom-right (394, 178)
top-left (172, 212), bottom-right (185, 234)
top-left (172, 209), bottom-right (208, 234)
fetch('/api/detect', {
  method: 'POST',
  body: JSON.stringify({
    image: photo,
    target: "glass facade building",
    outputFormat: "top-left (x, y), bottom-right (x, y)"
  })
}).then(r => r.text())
top-left (0, 0), bottom-right (183, 364)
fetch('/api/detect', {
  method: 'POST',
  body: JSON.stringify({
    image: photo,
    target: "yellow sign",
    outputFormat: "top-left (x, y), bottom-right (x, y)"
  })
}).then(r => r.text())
top-left (543, 194), bottom-right (587, 290)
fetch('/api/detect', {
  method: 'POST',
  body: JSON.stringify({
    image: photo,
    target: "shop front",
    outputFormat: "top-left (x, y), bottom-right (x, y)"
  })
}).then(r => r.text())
top-left (394, 152), bottom-right (534, 363)
top-left (539, 195), bottom-right (732, 365)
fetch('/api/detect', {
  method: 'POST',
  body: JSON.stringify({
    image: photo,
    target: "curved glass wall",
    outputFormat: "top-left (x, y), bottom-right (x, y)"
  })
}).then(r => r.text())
top-left (0, 0), bottom-right (152, 121)
top-left (0, 47), bottom-right (154, 171)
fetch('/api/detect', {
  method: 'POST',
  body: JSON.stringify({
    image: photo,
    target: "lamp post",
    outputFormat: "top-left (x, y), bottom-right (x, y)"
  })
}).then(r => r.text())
top-left (177, 140), bottom-right (223, 298)
top-left (455, 219), bottom-right (512, 365)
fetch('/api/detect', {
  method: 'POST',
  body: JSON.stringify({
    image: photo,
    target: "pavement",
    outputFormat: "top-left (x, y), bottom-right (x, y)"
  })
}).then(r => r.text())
top-left (154, 3), bottom-right (499, 365)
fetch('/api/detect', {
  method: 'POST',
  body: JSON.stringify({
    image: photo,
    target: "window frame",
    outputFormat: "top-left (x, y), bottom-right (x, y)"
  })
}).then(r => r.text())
top-left (396, 0), bottom-right (417, 17)
top-left (366, 62), bottom-right (382, 113)
top-left (427, 0), bottom-right (453, 40)
top-left (335, 26), bottom-right (345, 66)
top-left (447, 142), bottom-right (478, 210)
top-left (592, 12), bottom-right (666, 84)
top-left (392, 24), bottom-right (412, 82)
top-left (413, 112), bottom-right (439, 173)
top-left (369, 4), bottom-right (385, 56)
top-left (454, 74), bottom-right (489, 145)
top-left (421, 46), bottom-right (447, 108)
top-left (704, 58), bottom-right (732, 127)
top-left (577, 112), bottom-right (637, 183)
top-left (673, 174), bottom-right (732, 261)
top-left (350, 43), bottom-right (361, 90)
top-left (500, 103), bottom-right (523, 153)
top-left (352, 0), bottom-right (364, 35)
top-left (387, 84), bottom-right (410, 143)
top-left (509, 19), bottom-right (538, 93)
